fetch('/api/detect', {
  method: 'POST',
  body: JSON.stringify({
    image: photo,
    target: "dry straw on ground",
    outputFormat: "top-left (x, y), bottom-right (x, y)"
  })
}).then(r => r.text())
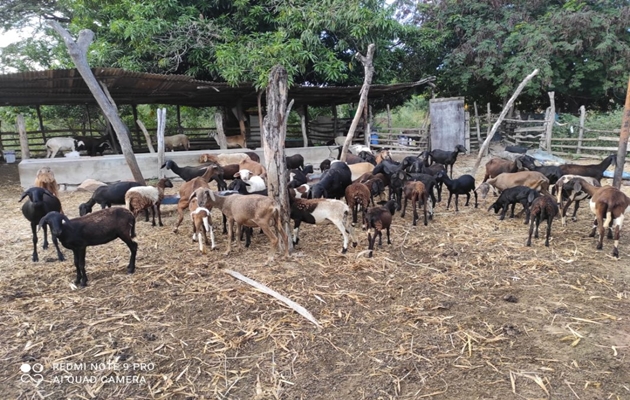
top-left (0, 155), bottom-right (628, 399)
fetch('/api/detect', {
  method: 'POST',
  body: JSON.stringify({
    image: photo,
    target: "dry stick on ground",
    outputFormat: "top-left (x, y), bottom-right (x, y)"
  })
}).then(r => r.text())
top-left (470, 69), bottom-right (539, 177)
top-left (224, 269), bottom-right (321, 329)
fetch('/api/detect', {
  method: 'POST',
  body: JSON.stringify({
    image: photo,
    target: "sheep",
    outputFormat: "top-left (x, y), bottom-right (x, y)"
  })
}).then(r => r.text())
top-left (38, 208), bottom-right (137, 287)
top-left (487, 186), bottom-right (540, 224)
top-left (400, 181), bottom-right (430, 226)
top-left (19, 187), bottom-right (64, 262)
top-left (480, 171), bottom-right (550, 199)
top-left (289, 191), bottom-right (357, 254)
top-left (349, 162), bottom-right (375, 181)
top-left (553, 174), bottom-right (601, 226)
top-left (209, 132), bottom-right (247, 149)
top-left (204, 190), bottom-right (289, 262)
top-left (429, 144), bottom-right (467, 178)
top-left (199, 152), bottom-right (251, 166)
top-left (34, 166), bottom-right (59, 198)
top-left (286, 154), bottom-right (304, 170)
top-left (188, 193), bottom-right (216, 254)
top-left (238, 158), bottom-right (267, 178)
top-left (74, 135), bottom-right (111, 156)
top-left (483, 157), bottom-right (523, 183)
top-left (309, 161), bottom-right (352, 199)
top-left (526, 194), bottom-right (559, 248)
top-left (435, 171), bottom-right (477, 211)
top-left (228, 177), bottom-right (268, 196)
top-left (344, 182), bottom-right (372, 225)
top-left (519, 155), bottom-right (563, 184)
top-left (558, 154), bottom-right (616, 181)
top-left (564, 178), bottom-right (630, 257)
top-left (79, 181), bottom-right (147, 218)
top-left (162, 134), bottom-right (190, 151)
top-left (124, 178), bottom-right (174, 227)
top-left (173, 165), bottom-right (222, 232)
top-left (46, 137), bottom-right (81, 158)
top-left (364, 200), bottom-right (397, 258)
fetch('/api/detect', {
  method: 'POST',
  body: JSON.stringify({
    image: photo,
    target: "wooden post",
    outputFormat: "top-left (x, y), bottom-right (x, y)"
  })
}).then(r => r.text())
top-left (363, 102), bottom-right (370, 147)
top-left (136, 119), bottom-right (155, 153)
top-left (485, 102), bottom-right (491, 156)
top-left (471, 69), bottom-right (539, 176)
top-left (341, 44), bottom-right (376, 161)
top-left (332, 104), bottom-right (338, 137)
top-left (17, 114), bottom-right (30, 160)
top-left (232, 101), bottom-right (247, 144)
top-left (473, 102), bottom-right (481, 146)
top-left (48, 21), bottom-right (145, 184)
top-left (132, 105), bottom-right (143, 147)
top-left (157, 108), bottom-right (166, 178)
top-left (546, 91), bottom-right (555, 152)
top-left (262, 65), bottom-right (293, 256)
top-left (213, 112), bottom-right (228, 149)
top-left (36, 105), bottom-right (47, 142)
top-left (176, 105), bottom-right (182, 134)
top-left (612, 76), bottom-right (630, 189)
top-left (386, 104), bottom-right (392, 129)
top-left (541, 107), bottom-right (551, 149)
top-left (298, 105), bottom-right (309, 147)
top-left (577, 105), bottom-right (586, 155)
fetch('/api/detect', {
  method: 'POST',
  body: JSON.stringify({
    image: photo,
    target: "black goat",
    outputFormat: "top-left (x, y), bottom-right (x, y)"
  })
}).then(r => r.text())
top-left (487, 186), bottom-right (540, 224)
top-left (74, 135), bottom-right (111, 156)
top-left (558, 154), bottom-right (616, 182)
top-left (364, 200), bottom-right (397, 258)
top-left (162, 159), bottom-right (227, 189)
top-left (19, 187), bottom-right (64, 262)
top-left (79, 181), bottom-right (143, 215)
top-left (286, 154), bottom-right (305, 170)
top-left (288, 169), bottom-right (309, 188)
top-left (526, 195), bottom-right (559, 247)
top-left (429, 145), bottom-right (467, 178)
top-left (320, 159), bottom-right (332, 172)
top-left (519, 155), bottom-right (563, 184)
top-left (400, 156), bottom-right (424, 173)
top-left (358, 151), bottom-right (377, 165)
top-left (308, 162), bottom-right (352, 199)
top-left (435, 171), bottom-right (477, 211)
top-left (39, 208), bottom-right (137, 287)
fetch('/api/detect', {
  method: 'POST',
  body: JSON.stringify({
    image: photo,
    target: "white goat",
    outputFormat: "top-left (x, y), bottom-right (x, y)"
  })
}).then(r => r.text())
top-left (46, 137), bottom-right (82, 158)
top-left (163, 134), bottom-right (190, 151)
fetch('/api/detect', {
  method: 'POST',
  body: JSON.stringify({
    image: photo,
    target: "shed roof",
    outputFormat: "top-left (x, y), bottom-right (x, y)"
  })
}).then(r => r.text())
top-left (0, 68), bottom-right (434, 108)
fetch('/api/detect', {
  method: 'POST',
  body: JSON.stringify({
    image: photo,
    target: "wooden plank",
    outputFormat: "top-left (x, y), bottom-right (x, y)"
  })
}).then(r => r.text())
top-left (514, 126), bottom-right (546, 133)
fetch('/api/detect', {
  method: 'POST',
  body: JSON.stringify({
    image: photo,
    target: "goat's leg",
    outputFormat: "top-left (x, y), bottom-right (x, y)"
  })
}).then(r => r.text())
top-left (157, 204), bottom-right (164, 227)
top-left (499, 205), bottom-right (508, 220)
top-left (509, 203), bottom-right (516, 219)
top-left (561, 198), bottom-right (574, 226)
top-left (464, 192), bottom-right (471, 207)
top-left (121, 236), bottom-right (138, 273)
top-left (73, 251), bottom-right (82, 285)
top-left (224, 219), bottom-right (234, 256)
top-left (377, 229), bottom-right (383, 246)
top-left (329, 217), bottom-right (350, 253)
top-left (173, 203), bottom-right (186, 233)
top-left (544, 217), bottom-right (553, 247)
top-left (222, 214), bottom-right (228, 235)
top-left (571, 200), bottom-right (580, 222)
top-left (30, 223), bottom-right (39, 262)
top-left (150, 205), bottom-right (157, 226)
top-left (293, 220), bottom-right (301, 245)
top-left (612, 223), bottom-right (620, 258)
top-left (411, 197), bottom-right (418, 226)
top-left (596, 215), bottom-right (605, 250)
top-left (367, 230), bottom-right (374, 258)
top-left (144, 209), bottom-right (150, 222)
top-left (51, 235), bottom-right (64, 262)
top-left (534, 216), bottom-right (541, 239)
top-left (523, 203), bottom-right (531, 225)
top-left (401, 196), bottom-right (408, 219)
top-left (244, 227), bottom-right (253, 248)
top-left (526, 217), bottom-right (535, 247)
top-left (455, 194), bottom-right (460, 212)
top-left (446, 193), bottom-right (453, 210)
top-left (589, 217), bottom-right (598, 238)
top-left (352, 202), bottom-right (359, 225)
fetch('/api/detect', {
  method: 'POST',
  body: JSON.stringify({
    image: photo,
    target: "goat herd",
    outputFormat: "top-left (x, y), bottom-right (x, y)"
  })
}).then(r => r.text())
top-left (18, 145), bottom-right (630, 288)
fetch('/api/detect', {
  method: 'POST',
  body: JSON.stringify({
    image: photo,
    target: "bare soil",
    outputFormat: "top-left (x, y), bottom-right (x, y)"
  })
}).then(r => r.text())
top-left (0, 155), bottom-right (628, 400)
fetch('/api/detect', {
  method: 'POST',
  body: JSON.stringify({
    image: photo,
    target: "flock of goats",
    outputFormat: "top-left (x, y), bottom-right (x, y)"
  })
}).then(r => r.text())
top-left (18, 142), bottom-right (630, 288)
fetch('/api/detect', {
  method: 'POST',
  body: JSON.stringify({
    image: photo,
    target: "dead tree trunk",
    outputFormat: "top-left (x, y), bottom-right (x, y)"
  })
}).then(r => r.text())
top-left (262, 65), bottom-right (293, 255)
top-left (213, 112), bottom-right (228, 150)
top-left (340, 44), bottom-right (376, 162)
top-left (471, 69), bottom-right (539, 176)
top-left (17, 114), bottom-right (30, 160)
top-left (48, 21), bottom-right (145, 184)
top-left (613, 76), bottom-right (630, 189)
top-left (157, 108), bottom-right (166, 178)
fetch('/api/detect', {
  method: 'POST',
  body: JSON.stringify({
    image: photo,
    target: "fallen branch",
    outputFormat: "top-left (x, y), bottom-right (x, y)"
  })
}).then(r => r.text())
top-left (224, 269), bottom-right (321, 329)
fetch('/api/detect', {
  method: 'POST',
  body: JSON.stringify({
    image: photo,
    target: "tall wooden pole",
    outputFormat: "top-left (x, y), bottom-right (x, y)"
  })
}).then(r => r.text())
top-left (577, 105), bottom-right (586, 155)
top-left (546, 92), bottom-right (555, 152)
top-left (471, 69), bottom-right (539, 176)
top-left (612, 76), bottom-right (630, 188)
top-left (17, 114), bottom-right (30, 160)
top-left (157, 108), bottom-right (166, 178)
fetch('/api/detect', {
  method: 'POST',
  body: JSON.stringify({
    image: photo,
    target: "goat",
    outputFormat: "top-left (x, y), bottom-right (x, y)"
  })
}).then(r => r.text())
top-left (349, 162), bottom-right (374, 181)
top-left (487, 186), bottom-right (540, 224)
top-left (228, 177), bottom-right (268, 196)
top-left (46, 137), bottom-right (81, 158)
top-left (320, 159), bottom-right (332, 172)
top-left (435, 171), bottom-right (477, 211)
top-left (79, 181), bottom-right (144, 216)
top-left (526, 195), bottom-right (559, 247)
top-left (161, 160), bottom-right (212, 182)
top-left (364, 200), bottom-right (397, 258)
top-left (553, 174), bottom-right (601, 226)
top-left (519, 155), bottom-right (563, 184)
top-left (483, 157), bottom-right (523, 183)
top-left (289, 191), bottom-right (357, 254)
top-left (209, 132), bottom-right (247, 149)
top-left (429, 145), bottom-right (467, 178)
top-left (564, 178), bottom-right (630, 257)
top-left (288, 169), bottom-right (308, 188)
top-left (344, 182), bottom-right (372, 225)
top-left (375, 150), bottom-right (392, 165)
top-left (34, 166), bottom-right (59, 198)
top-left (558, 154), bottom-right (616, 182)
top-left (286, 154), bottom-right (305, 170)
top-left (162, 134), bottom-right (190, 151)
top-left (479, 171), bottom-right (550, 199)
top-left (74, 135), bottom-right (111, 156)
top-left (358, 151), bottom-right (377, 165)
top-left (188, 192), bottom-right (216, 253)
top-left (173, 165), bottom-right (221, 232)
top-left (19, 187), bottom-right (64, 262)
top-left (204, 191), bottom-right (288, 262)
top-left (400, 181), bottom-right (430, 226)
top-left (38, 208), bottom-right (137, 287)
top-left (238, 158), bottom-right (266, 178)
top-left (124, 178), bottom-right (173, 227)
top-left (335, 146), bottom-right (364, 164)
top-left (309, 161), bottom-right (352, 199)
top-left (199, 153), bottom-right (251, 166)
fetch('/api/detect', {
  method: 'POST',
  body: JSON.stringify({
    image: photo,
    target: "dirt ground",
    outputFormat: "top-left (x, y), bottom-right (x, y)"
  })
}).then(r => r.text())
top-left (0, 153), bottom-right (629, 400)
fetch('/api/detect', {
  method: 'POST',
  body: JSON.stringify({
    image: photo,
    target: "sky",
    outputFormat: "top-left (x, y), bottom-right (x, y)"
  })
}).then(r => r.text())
top-left (0, 27), bottom-right (34, 47)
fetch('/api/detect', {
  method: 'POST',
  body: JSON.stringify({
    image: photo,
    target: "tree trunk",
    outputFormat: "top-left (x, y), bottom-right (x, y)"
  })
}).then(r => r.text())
top-left (471, 69), bottom-right (539, 176)
top-left (48, 21), bottom-right (145, 185)
top-left (340, 44), bottom-right (376, 162)
top-left (546, 92), bottom-right (555, 152)
top-left (157, 108), bottom-right (166, 178)
top-left (214, 112), bottom-right (228, 150)
top-left (613, 76), bottom-right (630, 189)
top-left (17, 114), bottom-right (30, 160)
top-left (262, 65), bottom-right (293, 256)
top-left (298, 105), bottom-right (309, 147)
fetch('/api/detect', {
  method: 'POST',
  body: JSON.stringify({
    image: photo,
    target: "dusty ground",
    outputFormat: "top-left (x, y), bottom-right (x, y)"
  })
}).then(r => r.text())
top-left (0, 153), bottom-right (629, 400)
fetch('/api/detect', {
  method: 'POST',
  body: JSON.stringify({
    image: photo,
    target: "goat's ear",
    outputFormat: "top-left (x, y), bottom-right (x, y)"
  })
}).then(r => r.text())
top-left (18, 192), bottom-right (28, 203)
top-left (516, 158), bottom-right (523, 169)
top-left (487, 204), bottom-right (494, 212)
top-left (42, 188), bottom-right (55, 198)
top-left (573, 181), bottom-right (582, 192)
top-left (234, 171), bottom-right (241, 178)
top-left (527, 191), bottom-right (537, 204)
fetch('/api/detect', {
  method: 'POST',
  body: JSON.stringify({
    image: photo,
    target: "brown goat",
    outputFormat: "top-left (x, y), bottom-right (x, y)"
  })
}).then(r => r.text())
top-left (558, 154), bottom-right (616, 181)
top-left (173, 164), bottom-right (221, 233)
top-left (526, 194), bottom-right (559, 247)
top-left (566, 178), bottom-right (630, 258)
top-left (124, 178), bottom-right (174, 227)
top-left (479, 171), bottom-right (550, 199)
top-left (238, 158), bottom-right (267, 178)
top-left (364, 200), bottom-right (397, 258)
top-left (199, 153), bottom-right (251, 165)
top-left (188, 194), bottom-right (215, 253)
top-left (344, 182), bottom-right (372, 225)
top-left (483, 157), bottom-right (523, 182)
top-left (34, 167), bottom-right (59, 198)
top-left (400, 181), bottom-right (430, 226)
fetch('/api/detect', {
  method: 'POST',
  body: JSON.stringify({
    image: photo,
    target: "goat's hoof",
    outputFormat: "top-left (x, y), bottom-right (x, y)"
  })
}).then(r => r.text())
top-left (613, 249), bottom-right (619, 258)
top-left (341, 248), bottom-right (348, 254)
top-left (32, 256), bottom-right (39, 262)
top-left (58, 254), bottom-right (65, 262)
top-left (173, 228), bottom-right (179, 233)
top-left (526, 242), bottom-right (531, 247)
top-left (43, 243), bottom-right (49, 250)
top-left (545, 242), bottom-right (550, 247)
top-left (596, 244), bottom-right (603, 250)
top-left (368, 252), bottom-right (373, 258)
top-left (589, 233), bottom-right (596, 238)
top-left (127, 269), bottom-right (135, 274)
top-left (352, 242), bottom-right (357, 248)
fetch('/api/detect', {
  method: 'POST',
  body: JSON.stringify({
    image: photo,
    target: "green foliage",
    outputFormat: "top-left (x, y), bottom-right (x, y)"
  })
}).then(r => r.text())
top-left (374, 95), bottom-right (428, 129)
